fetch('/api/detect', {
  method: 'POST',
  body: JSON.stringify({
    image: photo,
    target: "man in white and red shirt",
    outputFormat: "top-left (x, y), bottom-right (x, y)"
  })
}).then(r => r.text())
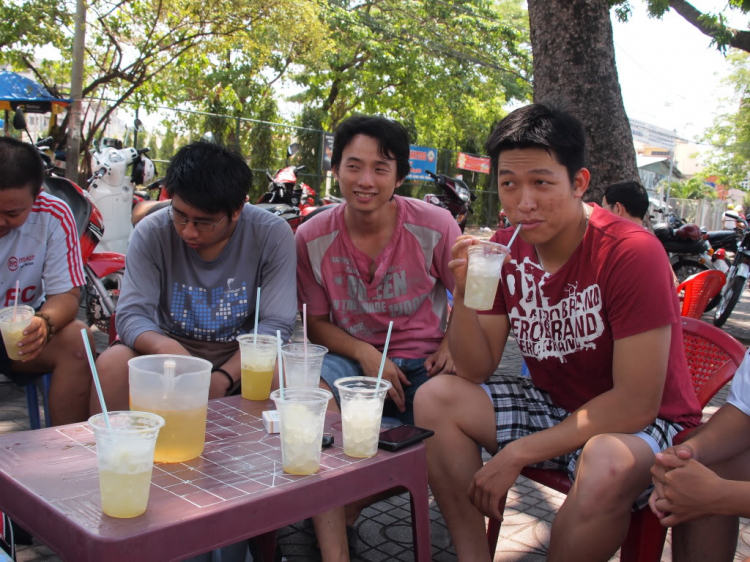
top-left (0, 137), bottom-right (92, 425)
top-left (414, 104), bottom-right (702, 562)
top-left (296, 115), bottom-right (461, 561)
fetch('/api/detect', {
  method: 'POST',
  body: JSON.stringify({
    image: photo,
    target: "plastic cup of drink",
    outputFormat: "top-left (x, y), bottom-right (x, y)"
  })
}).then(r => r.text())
top-left (464, 241), bottom-right (509, 311)
top-left (89, 411), bottom-right (165, 518)
top-left (335, 377), bottom-right (392, 458)
top-left (271, 387), bottom-right (332, 475)
top-left (0, 305), bottom-right (34, 361)
top-left (237, 334), bottom-right (278, 400)
top-left (281, 343), bottom-right (328, 388)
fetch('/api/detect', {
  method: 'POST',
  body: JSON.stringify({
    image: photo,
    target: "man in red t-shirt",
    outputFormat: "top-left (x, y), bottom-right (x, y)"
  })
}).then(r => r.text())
top-left (414, 104), bottom-right (701, 562)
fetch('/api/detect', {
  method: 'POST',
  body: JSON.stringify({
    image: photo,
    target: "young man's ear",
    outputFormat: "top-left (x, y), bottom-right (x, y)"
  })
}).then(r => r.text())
top-left (573, 168), bottom-right (590, 199)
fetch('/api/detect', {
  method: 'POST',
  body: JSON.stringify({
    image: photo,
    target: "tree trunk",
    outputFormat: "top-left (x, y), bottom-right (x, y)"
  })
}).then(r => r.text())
top-left (527, 0), bottom-right (638, 202)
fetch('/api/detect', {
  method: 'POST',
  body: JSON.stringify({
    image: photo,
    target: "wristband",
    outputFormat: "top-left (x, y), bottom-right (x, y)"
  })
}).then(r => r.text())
top-left (34, 312), bottom-right (55, 342)
top-left (212, 368), bottom-right (235, 394)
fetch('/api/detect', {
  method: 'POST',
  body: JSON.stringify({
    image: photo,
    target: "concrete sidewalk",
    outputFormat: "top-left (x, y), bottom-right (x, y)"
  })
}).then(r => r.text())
top-left (3, 290), bottom-right (750, 561)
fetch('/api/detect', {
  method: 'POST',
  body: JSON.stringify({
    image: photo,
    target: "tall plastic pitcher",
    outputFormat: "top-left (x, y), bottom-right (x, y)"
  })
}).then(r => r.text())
top-left (128, 355), bottom-right (212, 463)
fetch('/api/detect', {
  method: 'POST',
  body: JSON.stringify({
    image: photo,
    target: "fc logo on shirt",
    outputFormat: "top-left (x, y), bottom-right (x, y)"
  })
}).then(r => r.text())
top-left (7, 257), bottom-right (18, 271)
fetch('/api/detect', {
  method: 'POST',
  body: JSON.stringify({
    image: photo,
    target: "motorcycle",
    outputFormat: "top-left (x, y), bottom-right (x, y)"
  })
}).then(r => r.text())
top-left (88, 138), bottom-right (157, 254)
top-left (13, 110), bottom-right (126, 337)
top-left (653, 213), bottom-right (715, 283)
top-left (713, 226), bottom-right (750, 327)
top-left (423, 170), bottom-right (475, 232)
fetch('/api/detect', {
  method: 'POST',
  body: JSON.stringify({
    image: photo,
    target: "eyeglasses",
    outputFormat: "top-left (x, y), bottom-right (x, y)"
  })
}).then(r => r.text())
top-left (168, 205), bottom-right (228, 232)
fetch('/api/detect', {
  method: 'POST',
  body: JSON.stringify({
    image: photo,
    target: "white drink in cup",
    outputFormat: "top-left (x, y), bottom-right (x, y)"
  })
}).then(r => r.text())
top-left (271, 387), bottom-right (332, 475)
top-left (89, 411), bottom-right (165, 518)
top-left (464, 241), bottom-right (509, 311)
top-left (0, 305), bottom-right (34, 361)
top-left (335, 377), bottom-right (392, 458)
top-left (281, 343), bottom-right (328, 388)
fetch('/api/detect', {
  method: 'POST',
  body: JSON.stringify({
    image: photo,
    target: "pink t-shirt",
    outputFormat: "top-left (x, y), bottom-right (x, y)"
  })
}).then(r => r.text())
top-left (487, 204), bottom-right (701, 427)
top-left (296, 196), bottom-right (461, 358)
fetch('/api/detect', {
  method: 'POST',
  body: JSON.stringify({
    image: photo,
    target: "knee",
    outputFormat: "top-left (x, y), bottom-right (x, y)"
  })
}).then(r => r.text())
top-left (50, 320), bottom-right (92, 363)
top-left (572, 434), bottom-right (647, 514)
top-left (414, 375), bottom-right (463, 423)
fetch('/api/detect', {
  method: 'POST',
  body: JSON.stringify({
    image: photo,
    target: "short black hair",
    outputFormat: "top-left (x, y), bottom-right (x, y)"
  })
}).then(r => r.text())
top-left (0, 137), bottom-right (44, 197)
top-left (331, 115), bottom-right (411, 182)
top-left (604, 181), bottom-right (649, 220)
top-left (165, 140), bottom-right (251, 217)
top-left (485, 103), bottom-right (586, 184)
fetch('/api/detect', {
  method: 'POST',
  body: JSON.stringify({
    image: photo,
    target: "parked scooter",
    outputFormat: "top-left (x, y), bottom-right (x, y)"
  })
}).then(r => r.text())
top-left (714, 226), bottom-right (750, 327)
top-left (13, 110), bottom-right (125, 336)
top-left (423, 170), bottom-right (475, 232)
top-left (88, 138), bottom-right (157, 254)
top-left (653, 213), bottom-right (715, 283)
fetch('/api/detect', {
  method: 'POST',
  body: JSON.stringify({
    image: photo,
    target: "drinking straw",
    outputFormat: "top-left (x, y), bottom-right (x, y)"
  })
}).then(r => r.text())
top-left (507, 223), bottom-right (523, 249)
top-left (12, 281), bottom-right (19, 322)
top-left (276, 329), bottom-right (284, 399)
top-left (375, 321), bottom-right (394, 391)
top-left (163, 359), bottom-right (176, 395)
top-left (254, 287), bottom-right (261, 346)
top-left (81, 328), bottom-right (110, 429)
top-left (303, 303), bottom-right (308, 357)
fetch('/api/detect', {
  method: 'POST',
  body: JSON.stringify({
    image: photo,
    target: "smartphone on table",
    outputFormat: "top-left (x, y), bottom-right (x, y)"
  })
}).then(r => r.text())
top-left (377, 424), bottom-right (434, 452)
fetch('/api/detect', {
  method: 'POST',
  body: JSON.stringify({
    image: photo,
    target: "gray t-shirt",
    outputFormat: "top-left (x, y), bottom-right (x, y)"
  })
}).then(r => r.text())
top-left (116, 204), bottom-right (296, 348)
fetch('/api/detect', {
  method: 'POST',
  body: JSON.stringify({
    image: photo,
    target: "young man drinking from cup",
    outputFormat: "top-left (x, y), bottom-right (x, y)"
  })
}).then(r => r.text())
top-left (414, 103), bottom-right (702, 561)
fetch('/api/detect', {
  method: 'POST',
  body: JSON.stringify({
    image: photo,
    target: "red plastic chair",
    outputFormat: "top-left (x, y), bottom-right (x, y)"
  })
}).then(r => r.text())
top-left (486, 317), bottom-right (747, 561)
top-left (676, 270), bottom-right (726, 319)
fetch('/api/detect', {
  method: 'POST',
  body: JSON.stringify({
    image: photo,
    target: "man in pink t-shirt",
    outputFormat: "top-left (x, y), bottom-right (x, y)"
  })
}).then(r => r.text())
top-left (296, 115), bottom-right (460, 561)
top-left (414, 104), bottom-right (701, 562)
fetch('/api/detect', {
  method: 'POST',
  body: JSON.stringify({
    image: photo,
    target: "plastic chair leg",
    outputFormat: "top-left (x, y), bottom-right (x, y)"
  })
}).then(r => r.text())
top-left (24, 383), bottom-right (41, 430)
top-left (41, 373), bottom-right (51, 428)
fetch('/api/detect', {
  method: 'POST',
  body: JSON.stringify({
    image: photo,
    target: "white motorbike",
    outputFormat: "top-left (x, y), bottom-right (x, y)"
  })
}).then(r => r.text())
top-left (88, 139), bottom-right (156, 254)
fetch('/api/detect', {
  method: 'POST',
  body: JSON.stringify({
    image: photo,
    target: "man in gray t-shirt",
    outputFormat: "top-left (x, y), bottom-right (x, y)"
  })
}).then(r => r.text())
top-left (92, 141), bottom-right (296, 412)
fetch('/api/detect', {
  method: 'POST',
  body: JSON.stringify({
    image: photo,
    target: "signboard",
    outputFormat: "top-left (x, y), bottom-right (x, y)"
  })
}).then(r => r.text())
top-left (320, 133), bottom-right (334, 172)
top-left (407, 145), bottom-right (437, 181)
top-left (457, 152), bottom-right (491, 174)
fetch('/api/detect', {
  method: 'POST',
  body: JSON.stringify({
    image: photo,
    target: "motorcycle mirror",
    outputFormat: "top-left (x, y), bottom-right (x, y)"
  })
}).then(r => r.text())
top-left (202, 131), bottom-right (214, 142)
top-left (134, 118), bottom-right (144, 132)
top-left (287, 143), bottom-right (300, 158)
top-left (12, 108), bottom-right (27, 131)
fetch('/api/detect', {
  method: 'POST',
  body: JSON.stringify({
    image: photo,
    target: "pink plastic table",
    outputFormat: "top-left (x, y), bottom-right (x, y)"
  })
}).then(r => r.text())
top-left (0, 395), bottom-right (431, 561)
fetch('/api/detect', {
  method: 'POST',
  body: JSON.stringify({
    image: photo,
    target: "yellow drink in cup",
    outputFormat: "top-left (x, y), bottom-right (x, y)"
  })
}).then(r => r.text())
top-left (89, 411), bottom-right (164, 518)
top-left (128, 355), bottom-right (212, 463)
top-left (237, 334), bottom-right (277, 401)
top-left (0, 305), bottom-right (34, 361)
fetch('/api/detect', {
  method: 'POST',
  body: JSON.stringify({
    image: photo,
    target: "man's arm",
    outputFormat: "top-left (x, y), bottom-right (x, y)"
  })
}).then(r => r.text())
top-left (17, 287), bottom-right (80, 362)
top-left (470, 324), bottom-right (671, 519)
top-left (255, 221), bottom-right (297, 342)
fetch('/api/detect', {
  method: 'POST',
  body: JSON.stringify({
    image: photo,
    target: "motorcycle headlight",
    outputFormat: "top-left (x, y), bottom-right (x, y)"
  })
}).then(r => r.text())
top-left (458, 187), bottom-right (470, 203)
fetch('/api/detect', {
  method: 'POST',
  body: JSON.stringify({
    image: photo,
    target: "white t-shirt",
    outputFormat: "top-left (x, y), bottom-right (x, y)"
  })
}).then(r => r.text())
top-left (728, 349), bottom-right (750, 416)
top-left (0, 191), bottom-right (85, 309)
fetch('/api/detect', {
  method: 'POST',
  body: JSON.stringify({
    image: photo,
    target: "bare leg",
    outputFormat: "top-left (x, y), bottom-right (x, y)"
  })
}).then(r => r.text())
top-left (14, 320), bottom-right (93, 425)
top-left (671, 448), bottom-right (750, 562)
top-left (91, 344), bottom-right (137, 414)
top-left (312, 507), bottom-right (350, 562)
top-left (414, 375), bottom-right (498, 562)
top-left (548, 433), bottom-right (655, 562)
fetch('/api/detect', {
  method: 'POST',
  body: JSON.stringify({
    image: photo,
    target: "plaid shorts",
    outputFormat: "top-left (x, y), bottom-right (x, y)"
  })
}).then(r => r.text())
top-left (484, 375), bottom-right (683, 510)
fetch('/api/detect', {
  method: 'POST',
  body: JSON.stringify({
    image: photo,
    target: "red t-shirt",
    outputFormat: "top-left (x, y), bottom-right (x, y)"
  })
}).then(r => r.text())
top-left (486, 205), bottom-right (701, 427)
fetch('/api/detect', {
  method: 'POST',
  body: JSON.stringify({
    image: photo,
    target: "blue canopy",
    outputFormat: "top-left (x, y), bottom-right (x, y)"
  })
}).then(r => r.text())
top-left (0, 70), bottom-right (70, 113)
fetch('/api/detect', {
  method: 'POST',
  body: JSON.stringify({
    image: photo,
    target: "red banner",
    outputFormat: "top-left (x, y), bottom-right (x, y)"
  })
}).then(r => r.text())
top-left (457, 152), bottom-right (490, 174)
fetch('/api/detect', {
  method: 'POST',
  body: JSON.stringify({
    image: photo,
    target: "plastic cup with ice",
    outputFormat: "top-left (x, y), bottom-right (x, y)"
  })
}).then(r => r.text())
top-left (335, 376), bottom-right (392, 458)
top-left (238, 334), bottom-right (278, 400)
top-left (464, 241), bottom-right (509, 311)
top-left (0, 305), bottom-right (34, 361)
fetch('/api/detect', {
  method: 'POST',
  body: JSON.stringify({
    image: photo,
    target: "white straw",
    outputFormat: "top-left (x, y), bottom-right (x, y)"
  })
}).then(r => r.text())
top-left (81, 328), bottom-right (110, 429)
top-left (12, 281), bottom-right (19, 322)
top-left (163, 359), bottom-right (176, 395)
top-left (507, 223), bottom-right (523, 249)
top-left (303, 303), bottom-right (308, 358)
top-left (276, 329), bottom-right (284, 399)
top-left (254, 287), bottom-right (261, 346)
top-left (375, 321), bottom-right (394, 391)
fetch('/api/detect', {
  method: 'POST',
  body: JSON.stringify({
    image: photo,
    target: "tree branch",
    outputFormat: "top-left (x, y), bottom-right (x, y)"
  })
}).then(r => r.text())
top-left (669, 0), bottom-right (750, 53)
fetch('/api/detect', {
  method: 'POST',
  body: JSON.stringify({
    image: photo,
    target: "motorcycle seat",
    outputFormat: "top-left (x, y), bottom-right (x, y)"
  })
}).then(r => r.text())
top-left (256, 202), bottom-right (297, 216)
top-left (708, 230), bottom-right (738, 245)
top-left (653, 225), bottom-right (673, 242)
top-left (661, 238), bottom-right (709, 254)
top-left (43, 177), bottom-right (91, 238)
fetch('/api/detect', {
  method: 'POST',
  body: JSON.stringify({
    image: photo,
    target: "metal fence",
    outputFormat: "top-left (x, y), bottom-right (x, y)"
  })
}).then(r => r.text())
top-left (120, 105), bottom-right (501, 228)
top-left (669, 198), bottom-right (727, 231)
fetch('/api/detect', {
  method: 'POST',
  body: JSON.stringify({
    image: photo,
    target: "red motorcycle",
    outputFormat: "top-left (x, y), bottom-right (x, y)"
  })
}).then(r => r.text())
top-left (423, 170), bottom-right (475, 232)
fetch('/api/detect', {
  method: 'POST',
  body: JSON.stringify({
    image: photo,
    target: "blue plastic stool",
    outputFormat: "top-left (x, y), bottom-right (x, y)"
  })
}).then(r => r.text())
top-left (520, 360), bottom-right (530, 378)
top-left (24, 373), bottom-right (52, 429)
